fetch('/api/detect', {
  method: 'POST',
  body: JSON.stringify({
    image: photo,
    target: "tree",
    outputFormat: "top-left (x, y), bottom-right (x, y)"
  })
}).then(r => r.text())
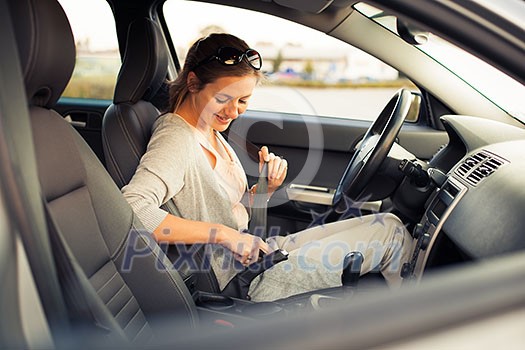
top-left (304, 60), bottom-right (314, 80)
top-left (273, 49), bottom-right (283, 73)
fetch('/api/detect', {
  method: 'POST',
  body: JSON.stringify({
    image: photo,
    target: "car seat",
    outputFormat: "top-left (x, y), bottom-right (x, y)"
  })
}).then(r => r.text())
top-left (9, 0), bottom-right (198, 344)
top-left (101, 17), bottom-right (229, 294)
top-left (102, 17), bottom-right (168, 190)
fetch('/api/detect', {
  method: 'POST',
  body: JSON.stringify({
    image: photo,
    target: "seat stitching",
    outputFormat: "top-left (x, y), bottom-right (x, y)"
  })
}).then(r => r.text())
top-left (107, 214), bottom-right (136, 261)
top-left (114, 294), bottom-right (134, 319)
top-left (46, 183), bottom-right (87, 204)
top-left (138, 234), bottom-right (198, 326)
top-left (94, 269), bottom-right (118, 293)
top-left (116, 106), bottom-right (141, 160)
top-left (104, 282), bottom-right (127, 307)
top-left (124, 307), bottom-right (141, 330)
top-left (116, 225), bottom-right (198, 327)
top-left (131, 319), bottom-right (149, 342)
top-left (102, 120), bottom-right (126, 187)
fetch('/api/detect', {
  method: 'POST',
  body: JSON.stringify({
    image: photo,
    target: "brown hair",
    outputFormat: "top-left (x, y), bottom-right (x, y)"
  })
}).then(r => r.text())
top-left (168, 33), bottom-right (263, 113)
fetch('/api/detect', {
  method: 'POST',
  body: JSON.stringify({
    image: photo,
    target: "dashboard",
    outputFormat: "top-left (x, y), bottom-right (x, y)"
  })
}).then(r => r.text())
top-left (405, 115), bottom-right (525, 281)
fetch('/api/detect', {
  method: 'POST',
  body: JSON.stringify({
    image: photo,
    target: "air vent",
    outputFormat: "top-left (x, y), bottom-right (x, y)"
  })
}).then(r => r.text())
top-left (455, 151), bottom-right (506, 186)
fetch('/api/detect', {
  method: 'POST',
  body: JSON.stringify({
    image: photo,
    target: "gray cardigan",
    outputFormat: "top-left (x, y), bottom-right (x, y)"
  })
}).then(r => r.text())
top-left (122, 113), bottom-right (241, 288)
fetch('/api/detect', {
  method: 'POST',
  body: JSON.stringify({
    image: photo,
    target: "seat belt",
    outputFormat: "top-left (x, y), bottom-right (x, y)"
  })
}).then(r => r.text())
top-left (249, 162), bottom-right (268, 238)
top-left (42, 199), bottom-right (128, 343)
top-left (225, 129), bottom-right (268, 238)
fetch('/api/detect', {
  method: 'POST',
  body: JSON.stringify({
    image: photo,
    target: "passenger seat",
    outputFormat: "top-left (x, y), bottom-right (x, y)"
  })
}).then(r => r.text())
top-left (10, 0), bottom-right (198, 344)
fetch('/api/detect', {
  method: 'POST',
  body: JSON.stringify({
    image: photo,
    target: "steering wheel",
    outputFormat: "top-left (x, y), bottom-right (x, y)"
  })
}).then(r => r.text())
top-left (332, 89), bottom-right (414, 211)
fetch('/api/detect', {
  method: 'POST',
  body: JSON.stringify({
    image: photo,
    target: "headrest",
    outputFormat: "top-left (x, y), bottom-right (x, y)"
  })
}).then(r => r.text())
top-left (113, 18), bottom-right (169, 104)
top-left (9, 0), bottom-right (75, 108)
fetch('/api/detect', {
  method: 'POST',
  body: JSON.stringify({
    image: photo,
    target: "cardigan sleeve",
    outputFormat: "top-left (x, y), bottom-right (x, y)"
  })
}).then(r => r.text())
top-left (122, 115), bottom-right (194, 231)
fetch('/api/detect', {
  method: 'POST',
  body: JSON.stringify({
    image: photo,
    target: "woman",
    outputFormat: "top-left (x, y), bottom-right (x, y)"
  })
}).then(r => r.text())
top-left (122, 33), bottom-right (414, 302)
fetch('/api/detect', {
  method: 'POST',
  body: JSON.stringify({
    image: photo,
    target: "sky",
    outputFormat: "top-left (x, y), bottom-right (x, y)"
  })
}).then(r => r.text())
top-left (57, 0), bottom-right (346, 51)
top-left (57, 0), bottom-right (118, 51)
top-left (162, 1), bottom-right (345, 49)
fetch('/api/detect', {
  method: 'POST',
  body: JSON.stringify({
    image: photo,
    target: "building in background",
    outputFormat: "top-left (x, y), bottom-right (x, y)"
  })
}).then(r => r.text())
top-left (258, 42), bottom-right (399, 83)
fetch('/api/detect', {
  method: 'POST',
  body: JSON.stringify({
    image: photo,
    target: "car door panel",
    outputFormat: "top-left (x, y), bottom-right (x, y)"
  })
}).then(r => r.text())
top-left (233, 110), bottom-right (448, 185)
top-left (229, 110), bottom-right (448, 232)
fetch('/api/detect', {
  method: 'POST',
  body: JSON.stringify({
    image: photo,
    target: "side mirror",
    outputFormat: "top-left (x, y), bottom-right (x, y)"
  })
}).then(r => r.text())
top-left (396, 19), bottom-right (430, 45)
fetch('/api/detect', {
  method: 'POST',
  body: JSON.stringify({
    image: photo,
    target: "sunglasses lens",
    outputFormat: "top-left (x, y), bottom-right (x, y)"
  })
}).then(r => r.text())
top-left (203, 47), bottom-right (262, 70)
top-left (218, 47), bottom-right (242, 65)
top-left (246, 49), bottom-right (262, 70)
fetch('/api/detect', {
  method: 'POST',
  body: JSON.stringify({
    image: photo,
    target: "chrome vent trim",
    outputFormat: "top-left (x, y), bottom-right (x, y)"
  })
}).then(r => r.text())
top-left (455, 151), bottom-right (506, 186)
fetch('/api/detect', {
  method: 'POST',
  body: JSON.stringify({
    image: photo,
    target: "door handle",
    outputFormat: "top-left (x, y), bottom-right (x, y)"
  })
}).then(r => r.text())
top-left (64, 113), bottom-right (87, 128)
top-left (286, 183), bottom-right (383, 212)
top-left (286, 184), bottom-right (335, 205)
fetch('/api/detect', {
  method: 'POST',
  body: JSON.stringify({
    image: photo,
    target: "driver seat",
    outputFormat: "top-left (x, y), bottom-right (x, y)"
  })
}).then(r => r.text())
top-left (102, 18), bottom-right (222, 294)
top-left (102, 17), bottom-right (168, 189)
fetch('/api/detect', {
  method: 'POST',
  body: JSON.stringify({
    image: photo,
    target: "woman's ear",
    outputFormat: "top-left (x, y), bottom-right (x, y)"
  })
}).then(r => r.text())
top-left (187, 72), bottom-right (201, 93)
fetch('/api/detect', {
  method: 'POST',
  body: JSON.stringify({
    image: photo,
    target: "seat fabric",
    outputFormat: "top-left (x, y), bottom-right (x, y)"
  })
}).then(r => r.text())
top-left (102, 18), bottom-right (168, 189)
top-left (10, 0), bottom-right (198, 343)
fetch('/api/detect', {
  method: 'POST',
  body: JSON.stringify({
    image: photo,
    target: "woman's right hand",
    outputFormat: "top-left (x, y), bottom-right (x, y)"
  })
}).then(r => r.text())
top-left (214, 225), bottom-right (272, 265)
top-left (259, 146), bottom-right (288, 194)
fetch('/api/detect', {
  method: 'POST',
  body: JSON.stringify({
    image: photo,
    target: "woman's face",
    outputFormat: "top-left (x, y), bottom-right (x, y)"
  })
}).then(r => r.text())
top-left (194, 75), bottom-right (257, 132)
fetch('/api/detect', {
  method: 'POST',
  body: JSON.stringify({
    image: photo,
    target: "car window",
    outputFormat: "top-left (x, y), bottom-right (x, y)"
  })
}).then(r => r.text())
top-left (355, 2), bottom-right (525, 124)
top-left (57, 0), bottom-right (120, 100)
top-left (163, 0), bottom-right (419, 122)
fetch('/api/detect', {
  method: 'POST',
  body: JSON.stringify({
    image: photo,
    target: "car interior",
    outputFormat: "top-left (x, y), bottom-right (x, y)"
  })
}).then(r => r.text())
top-left (1, 0), bottom-right (524, 348)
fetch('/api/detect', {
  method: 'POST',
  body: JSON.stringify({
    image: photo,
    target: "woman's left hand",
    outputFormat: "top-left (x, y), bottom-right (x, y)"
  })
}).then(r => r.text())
top-left (259, 146), bottom-right (288, 194)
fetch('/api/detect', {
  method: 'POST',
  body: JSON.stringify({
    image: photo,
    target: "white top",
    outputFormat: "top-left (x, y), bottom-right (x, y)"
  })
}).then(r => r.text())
top-left (193, 127), bottom-right (250, 230)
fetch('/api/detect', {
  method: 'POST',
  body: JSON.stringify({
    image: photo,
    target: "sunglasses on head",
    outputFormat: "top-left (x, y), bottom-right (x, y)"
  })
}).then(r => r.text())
top-left (194, 47), bottom-right (262, 71)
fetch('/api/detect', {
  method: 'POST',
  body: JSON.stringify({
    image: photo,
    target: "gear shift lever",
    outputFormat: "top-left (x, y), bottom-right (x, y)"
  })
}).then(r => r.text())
top-left (341, 251), bottom-right (363, 288)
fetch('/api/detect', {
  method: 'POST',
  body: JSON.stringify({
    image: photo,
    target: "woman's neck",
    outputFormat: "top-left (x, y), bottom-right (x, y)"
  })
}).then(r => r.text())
top-left (175, 100), bottom-right (214, 141)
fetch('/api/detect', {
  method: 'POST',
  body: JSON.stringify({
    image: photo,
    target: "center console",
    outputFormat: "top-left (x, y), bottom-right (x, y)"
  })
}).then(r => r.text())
top-left (193, 251), bottom-right (371, 326)
top-left (401, 176), bottom-right (467, 282)
top-left (193, 286), bottom-right (360, 328)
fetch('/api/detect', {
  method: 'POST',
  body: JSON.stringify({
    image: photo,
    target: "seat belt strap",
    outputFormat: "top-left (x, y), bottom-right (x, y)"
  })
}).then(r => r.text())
top-left (226, 129), bottom-right (260, 164)
top-left (226, 129), bottom-right (268, 238)
top-left (248, 162), bottom-right (268, 238)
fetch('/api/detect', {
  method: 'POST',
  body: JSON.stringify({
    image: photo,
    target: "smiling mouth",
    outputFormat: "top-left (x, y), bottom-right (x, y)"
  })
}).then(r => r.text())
top-left (215, 114), bottom-right (230, 123)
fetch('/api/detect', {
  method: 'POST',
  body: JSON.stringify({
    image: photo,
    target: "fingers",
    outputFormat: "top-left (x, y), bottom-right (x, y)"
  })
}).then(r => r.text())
top-left (266, 152), bottom-right (276, 177)
top-left (268, 156), bottom-right (287, 193)
top-left (258, 148), bottom-right (265, 173)
top-left (228, 233), bottom-right (274, 266)
top-left (220, 228), bottom-right (270, 265)
top-left (270, 157), bottom-right (287, 181)
top-left (258, 146), bottom-right (269, 172)
top-left (234, 253), bottom-right (254, 266)
top-left (260, 147), bottom-right (287, 179)
top-left (257, 239), bottom-right (272, 255)
top-left (231, 233), bottom-right (270, 266)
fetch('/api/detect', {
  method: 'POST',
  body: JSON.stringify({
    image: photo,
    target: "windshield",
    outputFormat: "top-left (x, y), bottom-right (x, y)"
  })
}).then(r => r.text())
top-left (355, 2), bottom-right (525, 123)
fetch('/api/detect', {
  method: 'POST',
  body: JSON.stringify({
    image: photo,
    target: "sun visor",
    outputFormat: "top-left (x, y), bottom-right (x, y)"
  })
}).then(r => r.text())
top-left (273, 0), bottom-right (333, 14)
